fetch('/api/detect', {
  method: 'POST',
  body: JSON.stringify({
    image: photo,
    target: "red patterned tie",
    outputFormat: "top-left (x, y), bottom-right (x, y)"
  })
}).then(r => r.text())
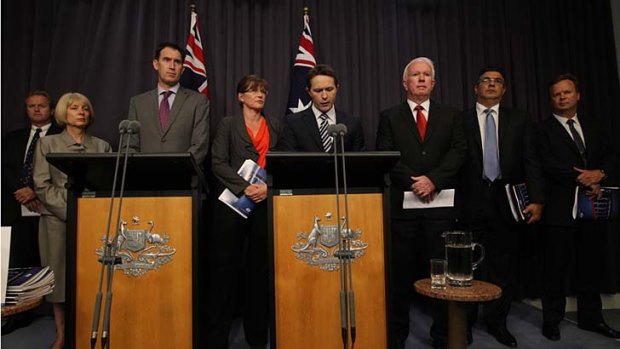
top-left (159, 90), bottom-right (173, 131)
top-left (415, 105), bottom-right (427, 141)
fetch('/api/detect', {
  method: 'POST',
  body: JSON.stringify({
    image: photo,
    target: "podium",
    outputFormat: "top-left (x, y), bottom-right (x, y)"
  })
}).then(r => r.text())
top-left (266, 151), bottom-right (399, 349)
top-left (47, 153), bottom-right (206, 349)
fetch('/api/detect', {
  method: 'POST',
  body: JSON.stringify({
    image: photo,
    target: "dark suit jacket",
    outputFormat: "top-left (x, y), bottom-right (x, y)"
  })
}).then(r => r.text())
top-left (376, 101), bottom-right (466, 219)
top-left (1, 124), bottom-right (63, 226)
top-left (280, 107), bottom-right (365, 151)
top-left (537, 114), bottom-right (617, 226)
top-left (456, 107), bottom-right (545, 224)
top-left (211, 114), bottom-right (283, 195)
top-left (127, 86), bottom-right (210, 165)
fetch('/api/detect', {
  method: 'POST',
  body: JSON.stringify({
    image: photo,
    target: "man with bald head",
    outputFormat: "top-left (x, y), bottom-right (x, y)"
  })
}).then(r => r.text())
top-left (376, 57), bottom-right (466, 349)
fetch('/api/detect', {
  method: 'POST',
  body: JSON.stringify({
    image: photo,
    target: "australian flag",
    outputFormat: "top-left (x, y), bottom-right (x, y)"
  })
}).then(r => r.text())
top-left (286, 9), bottom-right (316, 114)
top-left (180, 7), bottom-right (209, 98)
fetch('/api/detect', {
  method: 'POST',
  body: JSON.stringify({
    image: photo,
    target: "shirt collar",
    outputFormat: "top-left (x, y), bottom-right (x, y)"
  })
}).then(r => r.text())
top-left (406, 99), bottom-right (430, 114)
top-left (553, 112), bottom-right (579, 125)
top-left (158, 83), bottom-right (180, 95)
top-left (476, 102), bottom-right (500, 115)
top-left (311, 104), bottom-right (336, 122)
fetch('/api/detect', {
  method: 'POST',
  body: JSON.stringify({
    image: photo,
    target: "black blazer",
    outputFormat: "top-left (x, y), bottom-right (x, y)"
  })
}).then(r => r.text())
top-left (1, 124), bottom-right (63, 225)
top-left (280, 107), bottom-right (365, 151)
top-left (537, 114), bottom-right (617, 226)
top-left (456, 107), bottom-right (545, 224)
top-left (211, 114), bottom-right (283, 196)
top-left (376, 101), bottom-right (466, 219)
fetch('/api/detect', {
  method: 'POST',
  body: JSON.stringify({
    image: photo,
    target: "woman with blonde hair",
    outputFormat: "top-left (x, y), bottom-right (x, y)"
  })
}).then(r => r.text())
top-left (33, 92), bottom-right (111, 348)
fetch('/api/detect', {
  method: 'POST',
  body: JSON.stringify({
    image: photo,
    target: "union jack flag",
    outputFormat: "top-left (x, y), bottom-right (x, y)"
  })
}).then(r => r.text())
top-left (286, 9), bottom-right (316, 114)
top-left (181, 7), bottom-right (209, 97)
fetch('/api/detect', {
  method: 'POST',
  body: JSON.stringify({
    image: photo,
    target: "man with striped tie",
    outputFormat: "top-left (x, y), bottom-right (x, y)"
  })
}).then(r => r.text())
top-left (1, 91), bottom-right (62, 268)
top-left (281, 64), bottom-right (365, 152)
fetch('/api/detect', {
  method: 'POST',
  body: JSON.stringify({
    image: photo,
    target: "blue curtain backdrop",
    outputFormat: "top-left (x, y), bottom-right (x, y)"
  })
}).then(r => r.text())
top-left (2, 0), bottom-right (620, 294)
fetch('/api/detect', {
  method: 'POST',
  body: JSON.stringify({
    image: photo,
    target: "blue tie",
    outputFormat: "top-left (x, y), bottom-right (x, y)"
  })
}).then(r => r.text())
top-left (21, 128), bottom-right (42, 187)
top-left (483, 109), bottom-right (500, 181)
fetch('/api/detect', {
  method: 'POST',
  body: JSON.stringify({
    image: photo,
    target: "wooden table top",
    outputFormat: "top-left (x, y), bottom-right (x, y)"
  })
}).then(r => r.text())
top-left (1, 297), bottom-right (43, 317)
top-left (414, 279), bottom-right (501, 302)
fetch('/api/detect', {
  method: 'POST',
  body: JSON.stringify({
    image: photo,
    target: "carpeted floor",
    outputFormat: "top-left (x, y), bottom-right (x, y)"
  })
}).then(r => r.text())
top-left (2, 300), bottom-right (619, 348)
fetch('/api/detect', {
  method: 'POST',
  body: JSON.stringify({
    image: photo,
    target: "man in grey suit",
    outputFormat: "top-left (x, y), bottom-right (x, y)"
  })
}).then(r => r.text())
top-left (281, 64), bottom-right (365, 152)
top-left (127, 42), bottom-right (209, 165)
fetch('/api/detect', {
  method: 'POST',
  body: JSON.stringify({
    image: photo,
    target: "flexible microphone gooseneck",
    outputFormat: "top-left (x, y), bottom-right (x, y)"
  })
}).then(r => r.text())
top-left (100, 120), bottom-right (140, 349)
top-left (89, 120), bottom-right (130, 349)
top-left (336, 124), bottom-right (357, 348)
top-left (329, 124), bottom-right (348, 349)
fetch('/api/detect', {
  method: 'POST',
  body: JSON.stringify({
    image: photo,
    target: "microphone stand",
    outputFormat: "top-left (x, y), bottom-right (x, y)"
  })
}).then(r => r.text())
top-left (338, 126), bottom-right (357, 348)
top-left (329, 125), bottom-right (349, 349)
top-left (100, 121), bottom-right (140, 349)
top-left (89, 120), bottom-right (129, 349)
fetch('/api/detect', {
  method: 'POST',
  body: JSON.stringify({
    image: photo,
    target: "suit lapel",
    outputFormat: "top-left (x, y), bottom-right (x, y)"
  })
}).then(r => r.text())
top-left (498, 107), bottom-right (511, 155)
top-left (163, 88), bottom-right (187, 136)
top-left (233, 114), bottom-right (257, 156)
top-left (399, 102), bottom-right (421, 143)
top-left (467, 109), bottom-right (483, 157)
top-left (302, 108), bottom-right (324, 150)
top-left (425, 101), bottom-right (438, 141)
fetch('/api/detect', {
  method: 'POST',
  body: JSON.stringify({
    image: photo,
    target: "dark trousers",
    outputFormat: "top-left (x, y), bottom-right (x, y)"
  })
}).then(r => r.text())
top-left (205, 200), bottom-right (269, 349)
top-left (8, 216), bottom-right (41, 268)
top-left (541, 222), bottom-right (605, 325)
top-left (390, 216), bottom-right (455, 347)
top-left (464, 183), bottom-right (521, 329)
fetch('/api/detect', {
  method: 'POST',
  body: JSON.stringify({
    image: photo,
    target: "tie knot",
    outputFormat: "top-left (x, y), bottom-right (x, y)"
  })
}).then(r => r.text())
top-left (415, 105), bottom-right (424, 112)
top-left (567, 119), bottom-right (575, 126)
top-left (34, 128), bottom-right (42, 133)
top-left (162, 90), bottom-right (173, 99)
top-left (484, 108), bottom-right (493, 115)
top-left (319, 113), bottom-right (329, 121)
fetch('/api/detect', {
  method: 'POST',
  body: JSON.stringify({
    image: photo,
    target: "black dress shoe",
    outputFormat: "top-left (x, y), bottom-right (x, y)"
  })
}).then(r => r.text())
top-left (542, 322), bottom-right (561, 341)
top-left (488, 326), bottom-right (518, 348)
top-left (578, 321), bottom-right (620, 339)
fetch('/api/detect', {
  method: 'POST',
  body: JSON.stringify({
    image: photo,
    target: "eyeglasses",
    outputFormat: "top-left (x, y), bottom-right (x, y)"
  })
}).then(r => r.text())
top-left (479, 77), bottom-right (505, 85)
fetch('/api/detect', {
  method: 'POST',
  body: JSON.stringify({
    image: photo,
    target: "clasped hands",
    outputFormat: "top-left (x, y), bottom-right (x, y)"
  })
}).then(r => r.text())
top-left (14, 186), bottom-right (41, 213)
top-left (244, 182), bottom-right (267, 203)
top-left (574, 167), bottom-right (605, 200)
top-left (411, 175), bottom-right (436, 203)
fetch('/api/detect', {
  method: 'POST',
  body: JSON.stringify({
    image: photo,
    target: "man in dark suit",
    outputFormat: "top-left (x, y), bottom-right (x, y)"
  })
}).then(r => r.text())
top-left (281, 64), bottom-right (365, 152)
top-left (538, 74), bottom-right (620, 341)
top-left (457, 68), bottom-right (544, 347)
top-left (1, 91), bottom-right (62, 267)
top-left (376, 57), bottom-right (466, 349)
top-left (126, 42), bottom-right (209, 165)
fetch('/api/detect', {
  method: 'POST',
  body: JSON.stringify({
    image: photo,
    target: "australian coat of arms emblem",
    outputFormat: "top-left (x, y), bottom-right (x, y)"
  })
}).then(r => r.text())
top-left (96, 217), bottom-right (176, 277)
top-left (291, 214), bottom-right (368, 271)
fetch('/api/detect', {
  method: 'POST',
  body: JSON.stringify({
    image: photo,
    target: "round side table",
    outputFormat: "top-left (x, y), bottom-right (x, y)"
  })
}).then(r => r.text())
top-left (414, 279), bottom-right (501, 349)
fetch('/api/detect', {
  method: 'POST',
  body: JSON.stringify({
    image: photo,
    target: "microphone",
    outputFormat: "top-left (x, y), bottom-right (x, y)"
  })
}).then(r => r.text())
top-left (327, 123), bottom-right (348, 137)
top-left (127, 120), bottom-right (141, 134)
top-left (100, 119), bottom-right (139, 348)
top-left (90, 120), bottom-right (131, 349)
top-left (118, 120), bottom-right (130, 134)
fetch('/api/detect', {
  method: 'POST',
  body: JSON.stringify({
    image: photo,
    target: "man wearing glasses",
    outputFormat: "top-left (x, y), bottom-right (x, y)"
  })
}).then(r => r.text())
top-left (457, 67), bottom-right (545, 347)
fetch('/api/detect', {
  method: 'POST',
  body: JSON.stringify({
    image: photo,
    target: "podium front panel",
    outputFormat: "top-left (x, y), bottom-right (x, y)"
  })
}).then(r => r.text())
top-left (272, 193), bottom-right (387, 348)
top-left (74, 197), bottom-right (193, 348)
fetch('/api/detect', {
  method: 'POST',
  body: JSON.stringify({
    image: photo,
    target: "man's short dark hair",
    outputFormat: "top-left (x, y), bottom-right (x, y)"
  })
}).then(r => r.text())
top-left (548, 73), bottom-right (580, 92)
top-left (476, 67), bottom-right (506, 84)
top-left (154, 42), bottom-right (186, 62)
top-left (306, 64), bottom-right (339, 89)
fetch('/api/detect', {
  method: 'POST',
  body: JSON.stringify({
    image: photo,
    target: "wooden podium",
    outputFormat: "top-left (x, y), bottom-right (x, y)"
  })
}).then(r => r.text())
top-left (47, 153), bottom-right (206, 349)
top-left (266, 151), bottom-right (399, 349)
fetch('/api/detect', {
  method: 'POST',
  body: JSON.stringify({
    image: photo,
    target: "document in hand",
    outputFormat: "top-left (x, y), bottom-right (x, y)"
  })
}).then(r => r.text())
top-left (4, 266), bottom-right (55, 305)
top-left (572, 186), bottom-right (619, 220)
top-left (218, 159), bottom-right (267, 219)
top-left (505, 183), bottom-right (532, 222)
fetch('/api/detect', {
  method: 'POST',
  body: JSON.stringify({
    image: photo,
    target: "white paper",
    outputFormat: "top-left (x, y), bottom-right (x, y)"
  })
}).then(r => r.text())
top-left (1, 226), bottom-right (12, 303)
top-left (403, 189), bottom-right (455, 209)
top-left (21, 205), bottom-right (40, 217)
